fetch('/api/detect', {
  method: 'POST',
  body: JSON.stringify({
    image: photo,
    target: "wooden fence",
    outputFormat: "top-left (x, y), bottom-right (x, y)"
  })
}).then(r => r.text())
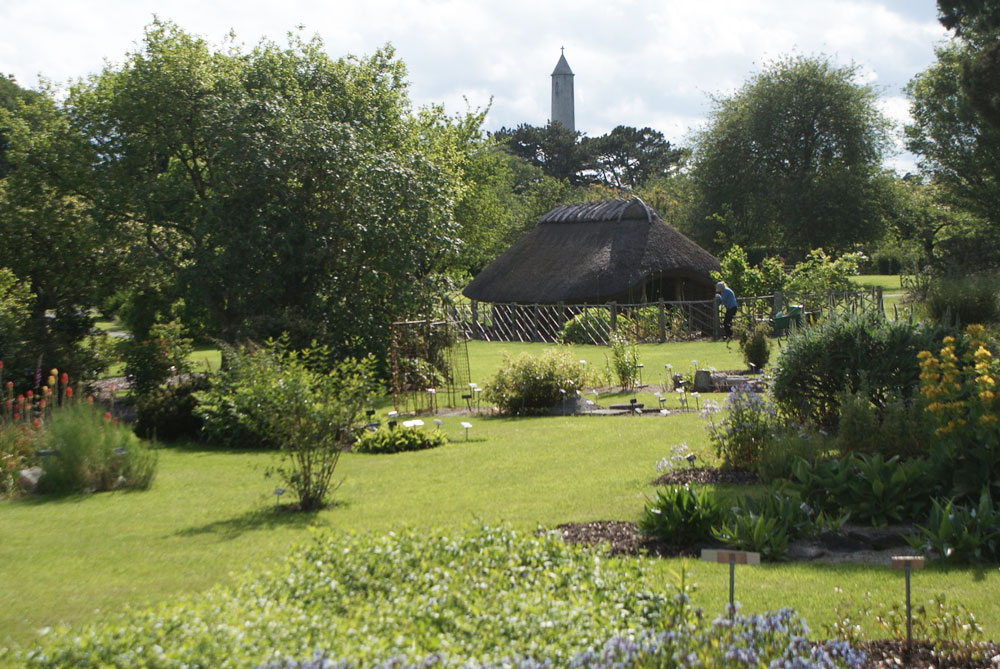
top-left (448, 287), bottom-right (883, 345)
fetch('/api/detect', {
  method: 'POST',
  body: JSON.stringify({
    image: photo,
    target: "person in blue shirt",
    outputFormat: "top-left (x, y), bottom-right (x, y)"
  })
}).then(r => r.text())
top-left (715, 281), bottom-right (738, 339)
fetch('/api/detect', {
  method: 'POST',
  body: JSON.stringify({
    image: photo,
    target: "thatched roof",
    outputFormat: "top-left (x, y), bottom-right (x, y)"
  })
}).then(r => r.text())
top-left (462, 198), bottom-right (720, 304)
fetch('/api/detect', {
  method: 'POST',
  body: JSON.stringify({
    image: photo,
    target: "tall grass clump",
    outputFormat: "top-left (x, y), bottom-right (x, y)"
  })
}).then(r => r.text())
top-left (37, 403), bottom-right (156, 494)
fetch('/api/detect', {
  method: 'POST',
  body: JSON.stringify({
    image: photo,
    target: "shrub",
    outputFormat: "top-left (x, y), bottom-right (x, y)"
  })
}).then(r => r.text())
top-left (485, 348), bottom-right (586, 415)
top-left (772, 313), bottom-right (952, 429)
top-left (712, 245), bottom-right (787, 298)
top-left (355, 425), bottom-right (447, 454)
top-left (133, 375), bottom-right (210, 442)
top-left (705, 386), bottom-right (780, 470)
top-left (37, 403), bottom-right (156, 495)
top-left (118, 313), bottom-right (193, 397)
top-left (194, 342), bottom-right (287, 449)
top-left (638, 484), bottom-right (723, 546)
top-left (559, 308), bottom-right (616, 344)
top-left (732, 318), bottom-right (771, 370)
top-left (836, 391), bottom-right (934, 458)
top-left (259, 347), bottom-right (377, 511)
top-left (923, 273), bottom-right (1000, 325)
top-left (784, 248), bottom-right (866, 309)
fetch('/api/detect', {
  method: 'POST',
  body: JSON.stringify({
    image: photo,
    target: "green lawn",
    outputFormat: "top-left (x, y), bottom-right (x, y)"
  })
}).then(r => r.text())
top-left (4, 334), bottom-right (995, 660)
top-left (850, 274), bottom-right (903, 292)
top-left (3, 401), bottom-right (999, 654)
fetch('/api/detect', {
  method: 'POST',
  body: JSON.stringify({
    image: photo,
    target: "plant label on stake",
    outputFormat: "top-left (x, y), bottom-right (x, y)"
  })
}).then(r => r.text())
top-left (891, 555), bottom-right (925, 659)
top-left (701, 549), bottom-right (760, 619)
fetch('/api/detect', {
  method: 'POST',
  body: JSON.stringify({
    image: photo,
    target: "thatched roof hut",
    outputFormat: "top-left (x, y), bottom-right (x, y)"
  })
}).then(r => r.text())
top-left (462, 198), bottom-right (720, 304)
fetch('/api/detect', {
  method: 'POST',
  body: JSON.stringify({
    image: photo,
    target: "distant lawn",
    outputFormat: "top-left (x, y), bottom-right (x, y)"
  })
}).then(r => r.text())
top-left (851, 274), bottom-right (903, 292)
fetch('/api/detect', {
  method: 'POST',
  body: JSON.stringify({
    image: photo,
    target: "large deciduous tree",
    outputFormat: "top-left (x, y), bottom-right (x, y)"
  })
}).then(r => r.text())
top-left (906, 42), bottom-right (1000, 246)
top-left (690, 55), bottom-right (893, 258)
top-left (0, 82), bottom-right (115, 382)
top-left (583, 125), bottom-right (685, 191)
top-left (68, 20), bottom-right (475, 361)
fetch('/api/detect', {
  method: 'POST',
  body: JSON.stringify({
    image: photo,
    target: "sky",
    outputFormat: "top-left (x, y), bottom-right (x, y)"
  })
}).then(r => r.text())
top-left (1, 0), bottom-right (950, 173)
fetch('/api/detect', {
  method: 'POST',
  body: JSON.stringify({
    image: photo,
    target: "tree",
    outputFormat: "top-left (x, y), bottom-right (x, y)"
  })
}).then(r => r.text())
top-left (583, 125), bottom-right (685, 190)
top-left (493, 122), bottom-right (588, 185)
top-left (67, 21), bottom-right (476, 362)
top-left (937, 0), bottom-right (1000, 131)
top-left (0, 84), bottom-right (115, 383)
top-left (690, 55), bottom-right (893, 258)
top-left (906, 42), bottom-right (1000, 239)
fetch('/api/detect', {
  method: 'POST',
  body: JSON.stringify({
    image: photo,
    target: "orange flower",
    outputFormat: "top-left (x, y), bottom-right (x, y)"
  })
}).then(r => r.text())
top-left (39, 399), bottom-right (46, 408)
top-left (25, 390), bottom-right (33, 399)
top-left (32, 418), bottom-right (40, 428)
top-left (65, 387), bottom-right (73, 399)
top-left (103, 412), bottom-right (112, 421)
top-left (86, 395), bottom-right (94, 404)
top-left (60, 372), bottom-right (69, 385)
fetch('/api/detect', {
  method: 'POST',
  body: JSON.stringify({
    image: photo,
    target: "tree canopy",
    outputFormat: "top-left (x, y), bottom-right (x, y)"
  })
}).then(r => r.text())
top-left (59, 20), bottom-right (480, 361)
top-left (689, 55), bottom-right (893, 258)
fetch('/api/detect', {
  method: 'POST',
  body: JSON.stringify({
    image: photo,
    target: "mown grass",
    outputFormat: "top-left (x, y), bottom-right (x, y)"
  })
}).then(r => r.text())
top-left (3, 406), bottom-right (1000, 654)
top-left (849, 274), bottom-right (903, 291)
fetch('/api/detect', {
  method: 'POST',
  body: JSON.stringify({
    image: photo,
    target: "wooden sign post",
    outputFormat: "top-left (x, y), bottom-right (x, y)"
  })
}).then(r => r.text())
top-left (701, 549), bottom-right (761, 619)
top-left (891, 555), bottom-right (926, 659)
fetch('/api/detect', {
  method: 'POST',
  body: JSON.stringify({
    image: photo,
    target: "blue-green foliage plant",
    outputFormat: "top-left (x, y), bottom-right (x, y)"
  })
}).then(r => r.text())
top-left (354, 425), bottom-right (447, 454)
top-left (908, 487), bottom-right (1000, 564)
top-left (21, 526), bottom-right (866, 667)
top-left (638, 485), bottom-right (723, 546)
top-left (782, 453), bottom-right (932, 526)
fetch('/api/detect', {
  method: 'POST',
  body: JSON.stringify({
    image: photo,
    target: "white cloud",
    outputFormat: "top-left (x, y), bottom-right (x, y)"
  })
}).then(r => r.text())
top-left (0, 0), bottom-right (948, 159)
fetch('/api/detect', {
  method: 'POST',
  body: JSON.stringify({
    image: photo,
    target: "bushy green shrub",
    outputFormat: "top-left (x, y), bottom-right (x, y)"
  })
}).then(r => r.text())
top-left (638, 484), bottom-right (723, 546)
top-left (705, 386), bottom-right (781, 471)
top-left (37, 403), bottom-right (156, 495)
top-left (559, 308), bottom-right (616, 344)
top-left (354, 425), bottom-right (447, 454)
top-left (1, 423), bottom-right (39, 497)
top-left (485, 348), bottom-right (586, 415)
top-left (712, 245), bottom-right (787, 298)
top-left (772, 313), bottom-right (952, 428)
top-left (923, 273), bottom-right (1000, 325)
top-left (733, 319), bottom-right (771, 370)
top-left (118, 313), bottom-right (193, 397)
top-left (836, 391), bottom-right (934, 458)
top-left (133, 376), bottom-right (210, 442)
top-left (194, 342), bottom-right (286, 449)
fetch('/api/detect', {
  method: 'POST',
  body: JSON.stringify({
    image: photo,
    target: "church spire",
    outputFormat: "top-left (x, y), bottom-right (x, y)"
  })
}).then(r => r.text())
top-left (551, 49), bottom-right (575, 131)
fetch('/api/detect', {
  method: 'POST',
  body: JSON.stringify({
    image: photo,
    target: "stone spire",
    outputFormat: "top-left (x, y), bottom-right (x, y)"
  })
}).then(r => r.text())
top-left (551, 48), bottom-right (575, 132)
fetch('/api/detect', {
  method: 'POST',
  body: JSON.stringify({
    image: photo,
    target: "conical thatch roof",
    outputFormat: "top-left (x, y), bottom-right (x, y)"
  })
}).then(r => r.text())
top-left (463, 198), bottom-right (720, 304)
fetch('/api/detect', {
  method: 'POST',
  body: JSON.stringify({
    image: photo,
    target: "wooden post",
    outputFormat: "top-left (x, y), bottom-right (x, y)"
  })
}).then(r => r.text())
top-left (610, 302), bottom-right (618, 332)
top-left (470, 300), bottom-right (479, 337)
top-left (658, 299), bottom-right (666, 343)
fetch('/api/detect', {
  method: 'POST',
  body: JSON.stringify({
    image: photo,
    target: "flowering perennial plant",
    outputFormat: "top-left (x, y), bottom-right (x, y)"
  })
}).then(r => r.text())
top-left (705, 386), bottom-right (780, 471)
top-left (918, 325), bottom-right (1000, 499)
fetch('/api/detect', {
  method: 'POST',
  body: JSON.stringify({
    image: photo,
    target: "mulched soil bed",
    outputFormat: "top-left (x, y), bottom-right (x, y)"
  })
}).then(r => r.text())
top-left (653, 466), bottom-right (760, 486)
top-left (856, 639), bottom-right (1000, 668)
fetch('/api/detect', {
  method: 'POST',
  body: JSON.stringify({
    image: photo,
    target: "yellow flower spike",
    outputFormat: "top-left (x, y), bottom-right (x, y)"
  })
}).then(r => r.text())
top-left (980, 414), bottom-right (998, 426)
top-left (979, 390), bottom-right (995, 402)
top-left (943, 336), bottom-right (955, 344)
